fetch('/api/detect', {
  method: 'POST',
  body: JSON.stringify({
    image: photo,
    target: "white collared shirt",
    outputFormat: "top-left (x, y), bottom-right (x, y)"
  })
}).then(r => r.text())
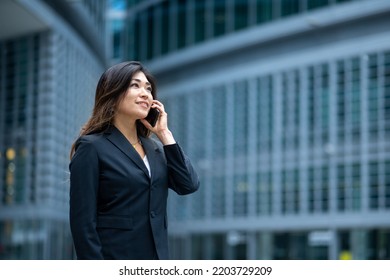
top-left (143, 155), bottom-right (151, 177)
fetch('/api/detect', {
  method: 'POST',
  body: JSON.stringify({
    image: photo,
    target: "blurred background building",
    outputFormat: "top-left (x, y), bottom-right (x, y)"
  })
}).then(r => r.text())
top-left (0, 0), bottom-right (389, 260)
top-left (123, 0), bottom-right (390, 259)
top-left (109, 0), bottom-right (127, 64)
top-left (0, 0), bottom-right (108, 259)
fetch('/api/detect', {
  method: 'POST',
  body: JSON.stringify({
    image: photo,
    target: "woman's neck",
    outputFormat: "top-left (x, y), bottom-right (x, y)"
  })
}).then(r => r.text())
top-left (113, 117), bottom-right (138, 144)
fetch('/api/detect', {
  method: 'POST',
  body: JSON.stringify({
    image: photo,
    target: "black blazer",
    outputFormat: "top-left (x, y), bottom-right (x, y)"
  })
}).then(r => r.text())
top-left (69, 126), bottom-right (200, 260)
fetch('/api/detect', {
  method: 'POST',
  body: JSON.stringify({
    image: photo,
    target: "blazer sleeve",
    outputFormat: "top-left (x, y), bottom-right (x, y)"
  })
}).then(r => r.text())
top-left (163, 143), bottom-right (200, 195)
top-left (69, 137), bottom-right (104, 259)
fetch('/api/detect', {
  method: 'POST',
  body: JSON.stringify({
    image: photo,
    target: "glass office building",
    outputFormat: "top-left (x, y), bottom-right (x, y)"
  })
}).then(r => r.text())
top-left (109, 0), bottom-right (127, 63)
top-left (124, 0), bottom-right (390, 259)
top-left (0, 0), bottom-right (107, 259)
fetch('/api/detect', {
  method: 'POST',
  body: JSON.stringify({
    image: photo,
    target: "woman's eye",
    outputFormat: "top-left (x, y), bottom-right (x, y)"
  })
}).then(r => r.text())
top-left (131, 83), bottom-right (139, 88)
top-left (146, 87), bottom-right (152, 93)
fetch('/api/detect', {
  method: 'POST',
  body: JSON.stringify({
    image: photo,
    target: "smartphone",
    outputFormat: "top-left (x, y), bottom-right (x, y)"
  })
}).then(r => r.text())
top-left (145, 107), bottom-right (160, 127)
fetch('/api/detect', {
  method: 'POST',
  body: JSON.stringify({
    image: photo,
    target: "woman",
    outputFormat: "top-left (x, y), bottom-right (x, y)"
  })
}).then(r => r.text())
top-left (69, 61), bottom-right (200, 260)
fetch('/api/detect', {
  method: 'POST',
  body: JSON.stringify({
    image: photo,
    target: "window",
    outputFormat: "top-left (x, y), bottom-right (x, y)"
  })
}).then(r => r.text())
top-left (160, 1), bottom-right (170, 55)
top-left (257, 172), bottom-right (272, 215)
top-left (212, 176), bottom-right (226, 217)
top-left (338, 164), bottom-right (346, 211)
top-left (177, 0), bottom-right (187, 49)
top-left (337, 60), bottom-right (346, 144)
top-left (234, 80), bottom-right (248, 156)
top-left (368, 54), bottom-right (379, 142)
top-left (212, 85), bottom-right (227, 159)
top-left (282, 169), bottom-right (299, 214)
top-left (385, 160), bottom-right (390, 209)
top-left (256, 0), bottom-right (273, 23)
top-left (194, 0), bottom-right (206, 43)
top-left (307, 0), bottom-right (329, 10)
top-left (146, 7), bottom-right (154, 59)
top-left (281, 0), bottom-right (300, 17)
top-left (132, 12), bottom-right (142, 60)
top-left (369, 162), bottom-right (379, 209)
top-left (234, 0), bottom-right (249, 31)
top-left (213, 0), bottom-right (226, 37)
top-left (350, 58), bottom-right (361, 140)
top-left (257, 76), bottom-right (273, 154)
top-left (234, 174), bottom-right (248, 216)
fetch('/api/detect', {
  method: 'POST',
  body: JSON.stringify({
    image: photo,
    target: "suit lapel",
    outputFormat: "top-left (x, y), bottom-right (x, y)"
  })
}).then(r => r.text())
top-left (140, 136), bottom-right (159, 180)
top-left (105, 126), bottom-right (150, 178)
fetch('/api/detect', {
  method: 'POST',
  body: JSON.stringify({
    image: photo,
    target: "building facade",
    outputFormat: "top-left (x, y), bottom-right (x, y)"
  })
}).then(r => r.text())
top-left (0, 0), bottom-right (107, 259)
top-left (124, 0), bottom-right (390, 259)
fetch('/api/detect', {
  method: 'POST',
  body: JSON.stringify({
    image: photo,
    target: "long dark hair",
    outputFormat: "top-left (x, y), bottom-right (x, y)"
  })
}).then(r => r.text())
top-left (70, 61), bottom-right (157, 158)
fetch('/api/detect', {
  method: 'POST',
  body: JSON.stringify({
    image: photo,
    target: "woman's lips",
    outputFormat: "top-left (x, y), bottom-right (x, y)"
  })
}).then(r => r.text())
top-left (136, 101), bottom-right (149, 109)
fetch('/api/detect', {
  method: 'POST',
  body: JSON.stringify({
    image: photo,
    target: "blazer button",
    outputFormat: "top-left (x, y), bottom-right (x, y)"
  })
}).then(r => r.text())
top-left (150, 211), bottom-right (156, 218)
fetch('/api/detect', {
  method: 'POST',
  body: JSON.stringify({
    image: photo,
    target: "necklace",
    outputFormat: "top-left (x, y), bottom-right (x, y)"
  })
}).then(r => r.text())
top-left (131, 138), bottom-right (141, 148)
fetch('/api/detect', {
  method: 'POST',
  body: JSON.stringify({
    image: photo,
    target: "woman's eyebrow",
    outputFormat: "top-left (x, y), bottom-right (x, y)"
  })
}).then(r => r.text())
top-left (131, 78), bottom-right (151, 86)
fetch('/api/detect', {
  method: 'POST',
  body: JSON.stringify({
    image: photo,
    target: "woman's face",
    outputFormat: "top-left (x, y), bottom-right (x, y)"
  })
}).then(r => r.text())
top-left (115, 71), bottom-right (153, 122)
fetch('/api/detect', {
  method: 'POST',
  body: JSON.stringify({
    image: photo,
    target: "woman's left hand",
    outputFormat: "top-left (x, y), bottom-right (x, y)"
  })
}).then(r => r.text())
top-left (140, 100), bottom-right (176, 145)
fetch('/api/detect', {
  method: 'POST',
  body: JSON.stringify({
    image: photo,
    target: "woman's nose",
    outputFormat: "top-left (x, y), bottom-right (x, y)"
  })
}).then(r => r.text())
top-left (139, 88), bottom-right (151, 99)
top-left (140, 88), bottom-right (148, 96)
